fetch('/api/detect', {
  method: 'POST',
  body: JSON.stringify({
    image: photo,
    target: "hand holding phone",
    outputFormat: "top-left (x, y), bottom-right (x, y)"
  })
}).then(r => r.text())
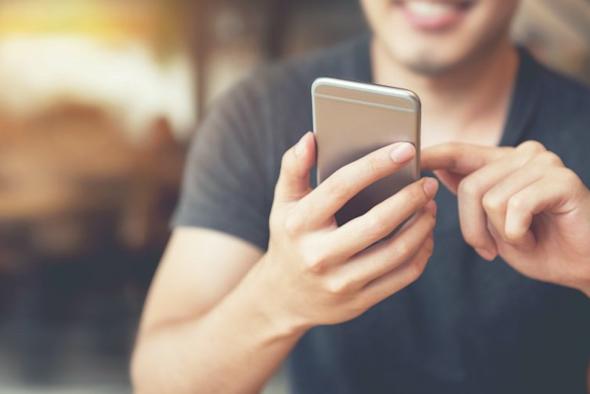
top-left (252, 132), bottom-right (438, 331)
top-left (242, 79), bottom-right (436, 332)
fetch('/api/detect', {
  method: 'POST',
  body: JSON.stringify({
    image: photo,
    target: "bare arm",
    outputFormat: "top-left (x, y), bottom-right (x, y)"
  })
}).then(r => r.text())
top-left (132, 135), bottom-right (438, 394)
top-left (131, 228), bottom-right (301, 394)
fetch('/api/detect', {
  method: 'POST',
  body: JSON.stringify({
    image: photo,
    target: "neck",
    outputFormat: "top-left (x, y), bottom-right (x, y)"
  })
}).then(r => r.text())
top-left (371, 37), bottom-right (519, 147)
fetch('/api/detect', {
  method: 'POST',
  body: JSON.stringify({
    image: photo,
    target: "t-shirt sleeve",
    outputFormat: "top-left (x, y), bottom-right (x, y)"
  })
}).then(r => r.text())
top-left (172, 78), bottom-right (274, 250)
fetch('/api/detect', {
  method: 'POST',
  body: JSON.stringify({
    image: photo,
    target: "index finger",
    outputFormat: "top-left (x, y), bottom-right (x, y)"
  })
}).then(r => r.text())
top-left (421, 143), bottom-right (511, 174)
top-left (295, 142), bottom-right (416, 229)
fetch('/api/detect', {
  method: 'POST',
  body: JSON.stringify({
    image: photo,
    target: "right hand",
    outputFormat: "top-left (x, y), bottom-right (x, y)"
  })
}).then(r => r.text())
top-left (249, 132), bottom-right (439, 331)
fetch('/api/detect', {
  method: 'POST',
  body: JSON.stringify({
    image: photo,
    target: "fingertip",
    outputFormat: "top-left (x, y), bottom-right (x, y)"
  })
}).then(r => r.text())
top-left (425, 200), bottom-right (437, 216)
top-left (277, 132), bottom-right (317, 201)
top-left (290, 132), bottom-right (316, 171)
top-left (474, 228), bottom-right (498, 261)
top-left (504, 226), bottom-right (526, 245)
top-left (504, 214), bottom-right (526, 241)
top-left (390, 142), bottom-right (416, 163)
top-left (294, 132), bottom-right (312, 158)
top-left (423, 177), bottom-right (440, 198)
top-left (475, 248), bottom-right (497, 262)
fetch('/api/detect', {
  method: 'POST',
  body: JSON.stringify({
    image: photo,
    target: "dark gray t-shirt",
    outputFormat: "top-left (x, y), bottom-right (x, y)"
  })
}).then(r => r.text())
top-left (174, 37), bottom-right (590, 393)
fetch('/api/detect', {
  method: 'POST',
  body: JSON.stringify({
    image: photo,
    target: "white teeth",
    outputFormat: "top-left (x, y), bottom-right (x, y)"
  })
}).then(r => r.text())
top-left (405, 1), bottom-right (457, 18)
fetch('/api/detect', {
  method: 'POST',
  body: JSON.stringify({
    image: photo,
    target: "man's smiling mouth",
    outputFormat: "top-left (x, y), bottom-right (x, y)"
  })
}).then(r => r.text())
top-left (391, 0), bottom-right (476, 31)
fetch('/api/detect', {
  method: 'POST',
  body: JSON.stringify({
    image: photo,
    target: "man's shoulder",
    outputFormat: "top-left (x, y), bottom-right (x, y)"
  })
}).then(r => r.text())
top-left (526, 54), bottom-right (590, 181)
top-left (533, 57), bottom-right (590, 121)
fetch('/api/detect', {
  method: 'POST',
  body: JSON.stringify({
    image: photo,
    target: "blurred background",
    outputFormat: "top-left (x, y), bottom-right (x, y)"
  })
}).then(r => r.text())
top-left (0, 0), bottom-right (588, 393)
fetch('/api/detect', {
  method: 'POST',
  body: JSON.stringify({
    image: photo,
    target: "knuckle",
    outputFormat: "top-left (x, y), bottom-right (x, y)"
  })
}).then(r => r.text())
top-left (325, 278), bottom-right (350, 295)
top-left (364, 212), bottom-right (390, 238)
top-left (538, 151), bottom-right (563, 167)
top-left (504, 228), bottom-right (523, 244)
top-left (482, 193), bottom-right (503, 213)
top-left (557, 168), bottom-right (580, 186)
top-left (284, 214), bottom-right (303, 236)
top-left (394, 240), bottom-right (411, 259)
top-left (507, 195), bottom-right (525, 212)
top-left (463, 230), bottom-right (485, 250)
top-left (323, 177), bottom-right (350, 204)
top-left (458, 177), bottom-right (480, 198)
top-left (302, 249), bottom-right (329, 273)
top-left (409, 259), bottom-right (426, 280)
top-left (518, 140), bottom-right (546, 154)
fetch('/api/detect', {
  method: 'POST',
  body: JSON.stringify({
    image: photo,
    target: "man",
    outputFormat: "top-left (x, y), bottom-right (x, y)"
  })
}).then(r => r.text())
top-left (131, 0), bottom-right (590, 393)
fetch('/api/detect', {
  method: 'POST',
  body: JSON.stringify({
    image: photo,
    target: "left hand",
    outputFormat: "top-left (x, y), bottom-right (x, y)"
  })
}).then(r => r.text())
top-left (422, 141), bottom-right (590, 296)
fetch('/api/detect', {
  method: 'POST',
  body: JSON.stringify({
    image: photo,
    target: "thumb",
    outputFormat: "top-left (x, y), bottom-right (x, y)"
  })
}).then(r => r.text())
top-left (274, 132), bottom-right (316, 203)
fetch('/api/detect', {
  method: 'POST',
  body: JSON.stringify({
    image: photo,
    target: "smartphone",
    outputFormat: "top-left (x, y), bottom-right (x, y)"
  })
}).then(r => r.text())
top-left (312, 77), bottom-right (421, 226)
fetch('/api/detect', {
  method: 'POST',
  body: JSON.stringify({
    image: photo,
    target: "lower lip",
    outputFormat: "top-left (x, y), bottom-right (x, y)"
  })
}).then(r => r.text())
top-left (396, 1), bottom-right (471, 32)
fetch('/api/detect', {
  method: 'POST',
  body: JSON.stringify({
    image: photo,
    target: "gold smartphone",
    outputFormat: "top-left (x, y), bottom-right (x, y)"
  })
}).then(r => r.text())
top-left (312, 77), bottom-right (421, 226)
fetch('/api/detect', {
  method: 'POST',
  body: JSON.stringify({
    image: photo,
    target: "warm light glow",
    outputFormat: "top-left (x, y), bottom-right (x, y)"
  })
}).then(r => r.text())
top-left (0, 0), bottom-right (196, 140)
top-left (0, 0), bottom-right (163, 40)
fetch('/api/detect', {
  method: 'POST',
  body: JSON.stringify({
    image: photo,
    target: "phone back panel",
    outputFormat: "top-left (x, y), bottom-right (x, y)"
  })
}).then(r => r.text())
top-left (312, 78), bottom-right (421, 226)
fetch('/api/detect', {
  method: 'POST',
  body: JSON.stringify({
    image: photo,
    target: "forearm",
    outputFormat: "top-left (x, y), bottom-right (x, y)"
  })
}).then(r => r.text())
top-left (132, 268), bottom-right (306, 394)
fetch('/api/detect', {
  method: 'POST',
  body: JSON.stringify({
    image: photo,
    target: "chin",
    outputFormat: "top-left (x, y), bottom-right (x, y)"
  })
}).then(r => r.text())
top-left (381, 36), bottom-right (479, 76)
top-left (363, 0), bottom-right (520, 76)
top-left (402, 56), bottom-right (463, 76)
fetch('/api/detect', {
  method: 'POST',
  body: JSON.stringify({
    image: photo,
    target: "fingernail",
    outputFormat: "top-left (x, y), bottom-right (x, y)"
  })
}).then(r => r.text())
top-left (294, 133), bottom-right (309, 157)
top-left (423, 177), bottom-right (439, 197)
top-left (390, 142), bottom-right (415, 163)
top-left (476, 248), bottom-right (496, 261)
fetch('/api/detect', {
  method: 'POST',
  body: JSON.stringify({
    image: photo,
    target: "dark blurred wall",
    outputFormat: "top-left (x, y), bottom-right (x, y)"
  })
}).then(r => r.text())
top-left (189, 0), bottom-right (367, 116)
